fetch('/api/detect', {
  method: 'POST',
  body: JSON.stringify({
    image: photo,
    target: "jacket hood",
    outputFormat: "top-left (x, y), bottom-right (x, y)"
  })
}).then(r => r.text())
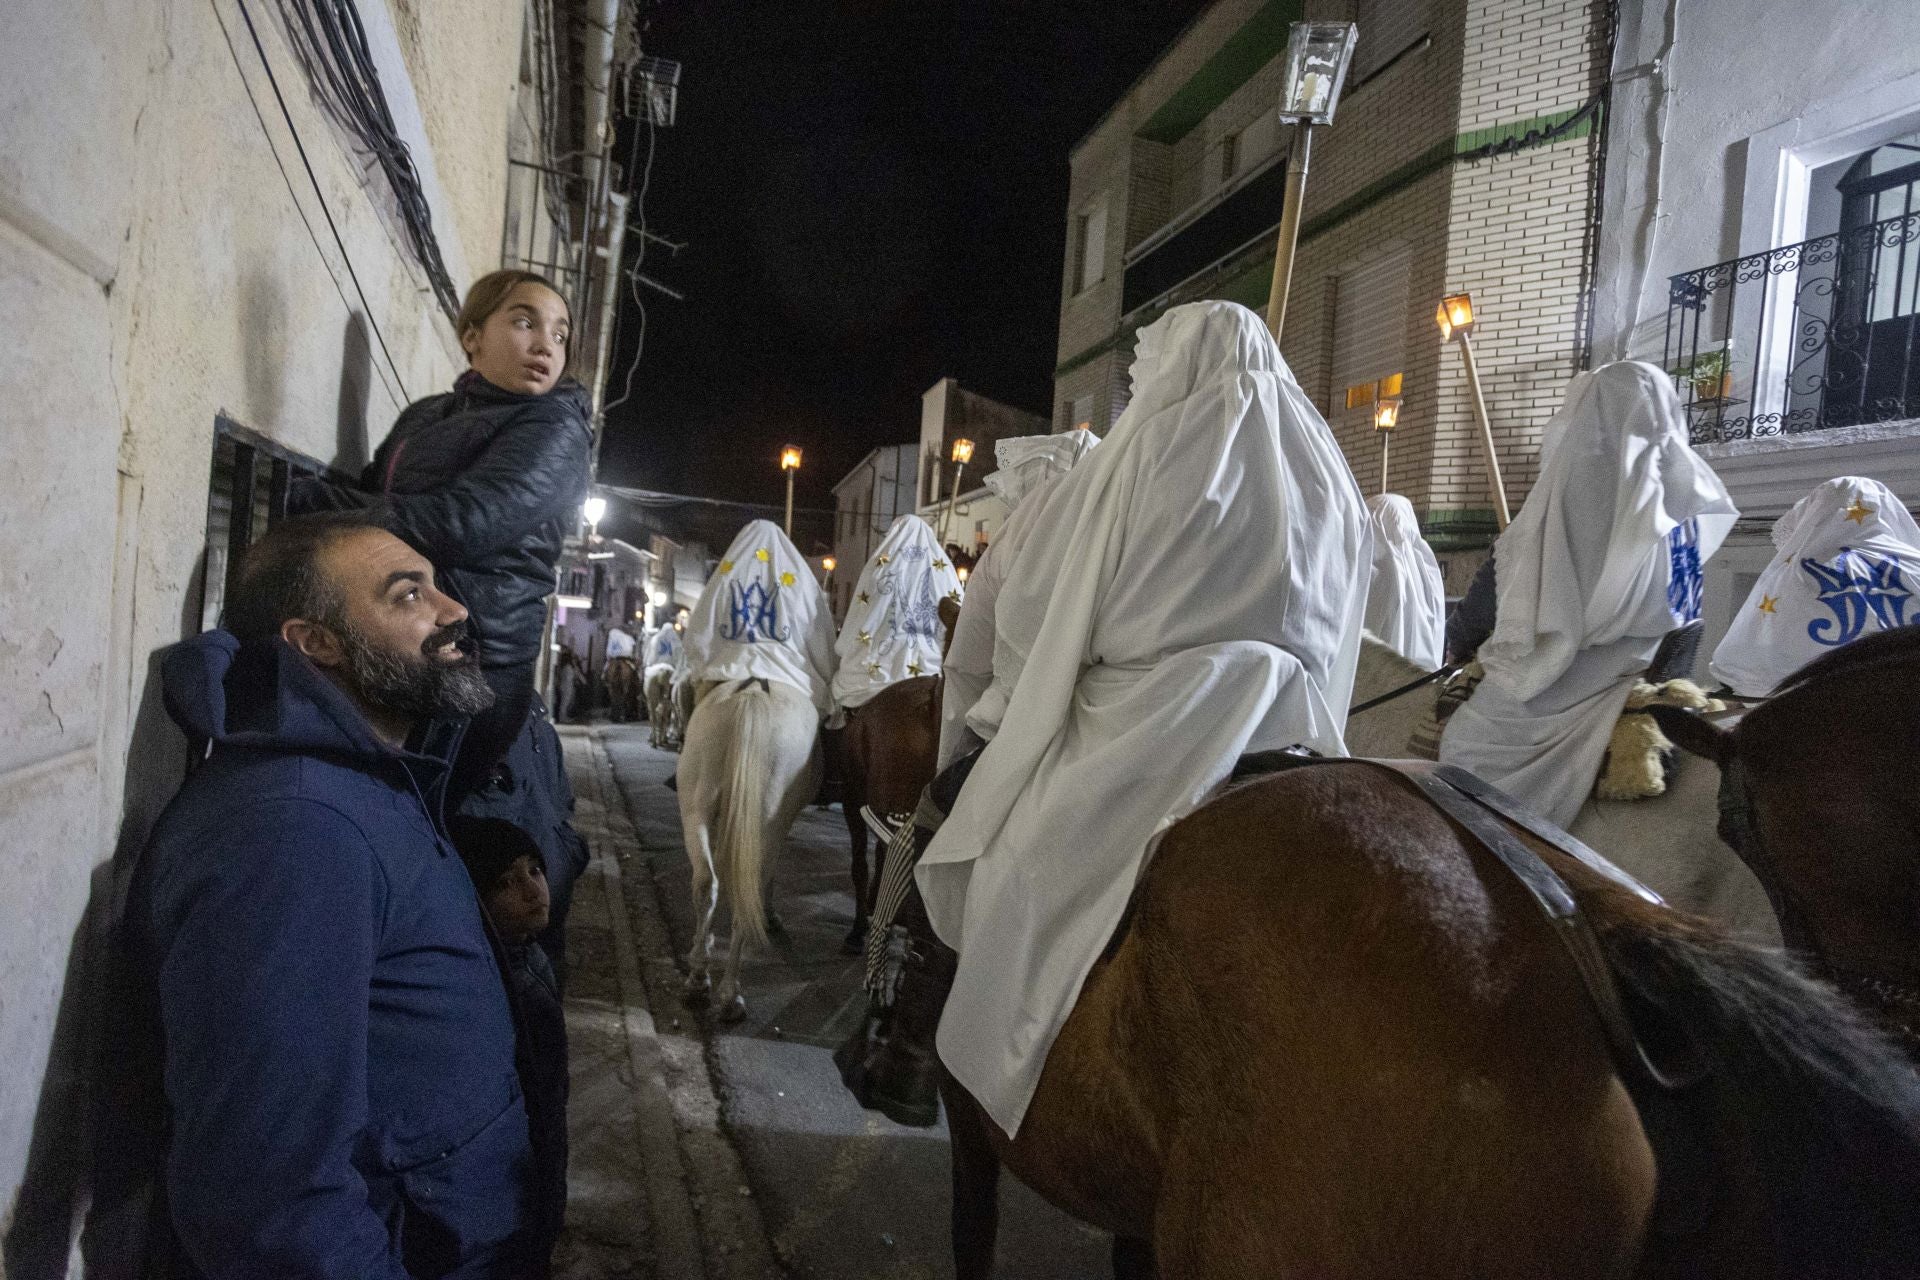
top-left (161, 629), bottom-right (404, 764)
top-left (455, 369), bottom-right (592, 425)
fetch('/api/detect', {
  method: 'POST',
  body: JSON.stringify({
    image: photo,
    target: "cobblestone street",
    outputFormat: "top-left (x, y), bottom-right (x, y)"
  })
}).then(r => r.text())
top-left (556, 722), bottom-right (1109, 1279)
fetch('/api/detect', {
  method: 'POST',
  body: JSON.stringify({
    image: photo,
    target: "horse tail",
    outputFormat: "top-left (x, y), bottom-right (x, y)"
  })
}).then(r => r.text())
top-left (1598, 908), bottom-right (1920, 1275)
top-left (717, 681), bottom-right (773, 952)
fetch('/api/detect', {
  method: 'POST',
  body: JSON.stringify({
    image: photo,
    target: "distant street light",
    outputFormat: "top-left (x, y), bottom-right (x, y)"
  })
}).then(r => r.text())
top-left (940, 438), bottom-right (975, 543)
top-left (822, 555), bottom-right (837, 573)
top-left (1435, 292), bottom-right (1511, 530)
top-left (582, 494), bottom-right (607, 536)
top-left (1265, 22), bottom-right (1358, 343)
top-left (1373, 390), bottom-right (1402, 496)
top-left (780, 445), bottom-right (803, 536)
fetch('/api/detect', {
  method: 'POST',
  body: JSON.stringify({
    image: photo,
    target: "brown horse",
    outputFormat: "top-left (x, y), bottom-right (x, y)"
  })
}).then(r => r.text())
top-left (1650, 625), bottom-right (1920, 1056)
top-left (837, 674), bottom-right (942, 952)
top-left (932, 760), bottom-right (1920, 1278)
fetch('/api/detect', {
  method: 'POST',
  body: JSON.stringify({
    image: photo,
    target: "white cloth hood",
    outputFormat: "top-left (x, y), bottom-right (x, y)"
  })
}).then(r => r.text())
top-left (982, 429), bottom-right (1101, 511)
top-left (681, 519), bottom-right (836, 714)
top-left (1364, 493), bottom-right (1447, 670)
top-left (830, 515), bottom-right (962, 712)
top-left (1441, 360), bottom-right (1738, 827)
top-left (643, 625), bottom-right (683, 670)
top-left (917, 300), bottom-right (1371, 1135)
top-left (1710, 476), bottom-right (1920, 695)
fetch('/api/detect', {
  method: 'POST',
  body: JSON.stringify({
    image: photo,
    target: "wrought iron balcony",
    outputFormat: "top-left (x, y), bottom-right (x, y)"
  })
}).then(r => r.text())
top-left (1664, 209), bottom-right (1920, 445)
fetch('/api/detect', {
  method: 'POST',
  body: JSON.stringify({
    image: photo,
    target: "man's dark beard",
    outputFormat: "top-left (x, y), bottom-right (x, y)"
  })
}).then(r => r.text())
top-left (337, 619), bottom-right (495, 722)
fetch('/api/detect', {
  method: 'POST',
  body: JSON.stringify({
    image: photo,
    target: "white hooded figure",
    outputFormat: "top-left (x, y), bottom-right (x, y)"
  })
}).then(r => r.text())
top-left (1439, 361), bottom-right (1739, 828)
top-left (681, 519), bottom-right (837, 716)
top-left (642, 621), bottom-right (682, 674)
top-left (915, 301), bottom-right (1372, 1136)
top-left (1710, 476), bottom-right (1920, 696)
top-left (830, 515), bottom-right (962, 714)
top-left (1364, 493), bottom-right (1448, 670)
top-left (937, 428), bottom-right (1101, 770)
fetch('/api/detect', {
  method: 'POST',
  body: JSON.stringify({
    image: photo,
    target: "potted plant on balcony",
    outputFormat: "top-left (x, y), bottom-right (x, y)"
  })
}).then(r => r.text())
top-left (1672, 343), bottom-right (1735, 404)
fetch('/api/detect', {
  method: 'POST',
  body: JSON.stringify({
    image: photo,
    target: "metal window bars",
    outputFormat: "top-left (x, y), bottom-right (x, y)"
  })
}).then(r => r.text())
top-left (1665, 208), bottom-right (1920, 444)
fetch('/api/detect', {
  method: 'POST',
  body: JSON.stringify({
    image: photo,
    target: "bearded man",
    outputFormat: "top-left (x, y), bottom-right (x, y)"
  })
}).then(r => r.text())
top-left (125, 512), bottom-right (536, 1279)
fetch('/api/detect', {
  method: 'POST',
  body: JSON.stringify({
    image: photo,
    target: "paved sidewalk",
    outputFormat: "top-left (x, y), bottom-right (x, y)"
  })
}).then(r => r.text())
top-left (588, 724), bottom-right (1110, 1280)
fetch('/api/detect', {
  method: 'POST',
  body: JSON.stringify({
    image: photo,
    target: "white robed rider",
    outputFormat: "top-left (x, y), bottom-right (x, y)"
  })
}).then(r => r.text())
top-left (1710, 476), bottom-right (1920, 697)
top-left (908, 300), bottom-right (1370, 1137)
top-left (1438, 361), bottom-right (1739, 829)
top-left (681, 518), bottom-right (836, 717)
top-left (937, 428), bottom-right (1100, 770)
top-left (643, 616), bottom-right (682, 674)
top-left (1364, 493), bottom-right (1448, 671)
top-left (830, 515), bottom-right (962, 718)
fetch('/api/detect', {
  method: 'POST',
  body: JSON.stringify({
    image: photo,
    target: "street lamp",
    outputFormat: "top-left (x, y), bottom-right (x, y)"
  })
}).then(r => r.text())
top-left (582, 495), bottom-right (607, 537)
top-left (1373, 391), bottom-right (1402, 497)
top-left (780, 445), bottom-right (802, 536)
top-left (940, 437), bottom-right (975, 543)
top-left (1265, 21), bottom-right (1358, 343)
top-left (1434, 292), bottom-right (1511, 530)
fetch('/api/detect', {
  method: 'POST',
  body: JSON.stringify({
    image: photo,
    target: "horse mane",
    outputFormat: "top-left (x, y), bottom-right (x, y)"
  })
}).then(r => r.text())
top-left (1773, 623), bottom-right (1920, 696)
top-left (1596, 900), bottom-right (1920, 1272)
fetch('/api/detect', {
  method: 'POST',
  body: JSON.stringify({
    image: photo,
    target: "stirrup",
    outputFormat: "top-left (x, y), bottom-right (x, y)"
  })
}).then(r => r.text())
top-left (861, 805), bottom-right (903, 844)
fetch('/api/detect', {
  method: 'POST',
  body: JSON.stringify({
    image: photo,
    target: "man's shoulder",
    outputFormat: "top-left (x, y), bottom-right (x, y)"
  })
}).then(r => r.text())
top-left (145, 750), bottom-right (415, 872)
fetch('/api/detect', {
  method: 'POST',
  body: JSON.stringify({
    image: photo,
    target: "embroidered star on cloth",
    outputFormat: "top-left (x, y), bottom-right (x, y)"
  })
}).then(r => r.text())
top-left (907, 662), bottom-right (924, 676)
top-left (1845, 499), bottom-right (1874, 524)
top-left (876, 554), bottom-right (890, 566)
top-left (866, 662), bottom-right (881, 676)
top-left (755, 548), bottom-right (771, 562)
top-left (719, 559), bottom-right (734, 573)
top-left (933, 559), bottom-right (948, 570)
top-left (858, 591), bottom-right (871, 605)
top-left (858, 630), bottom-right (872, 645)
top-left (779, 571), bottom-right (796, 587)
top-left (1758, 594), bottom-right (1778, 614)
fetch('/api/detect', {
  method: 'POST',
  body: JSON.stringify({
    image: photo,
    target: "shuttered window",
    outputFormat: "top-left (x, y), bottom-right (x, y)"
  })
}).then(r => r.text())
top-left (1331, 246), bottom-right (1412, 412)
top-left (1353, 0), bottom-right (1430, 82)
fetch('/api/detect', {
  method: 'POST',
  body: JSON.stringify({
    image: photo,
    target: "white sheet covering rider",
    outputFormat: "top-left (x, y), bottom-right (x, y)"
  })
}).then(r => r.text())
top-left (916, 301), bottom-right (1371, 1135)
top-left (1439, 361), bottom-right (1738, 828)
top-left (937, 429), bottom-right (1100, 771)
top-left (681, 518), bottom-right (837, 716)
top-left (1364, 493), bottom-right (1447, 670)
top-left (1709, 476), bottom-right (1920, 696)
top-left (830, 515), bottom-right (962, 713)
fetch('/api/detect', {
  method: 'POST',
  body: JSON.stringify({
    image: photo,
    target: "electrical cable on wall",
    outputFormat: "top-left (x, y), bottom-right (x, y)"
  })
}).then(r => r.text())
top-left (273, 0), bottom-right (463, 321)
top-left (232, 0), bottom-right (410, 401)
top-left (602, 63), bottom-right (662, 417)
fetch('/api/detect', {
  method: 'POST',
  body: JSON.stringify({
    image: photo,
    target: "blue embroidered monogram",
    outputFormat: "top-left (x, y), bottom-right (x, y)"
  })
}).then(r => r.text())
top-left (1666, 517), bottom-right (1704, 624)
top-left (878, 545), bottom-right (941, 640)
top-left (719, 579), bottom-right (789, 643)
top-left (1801, 547), bottom-right (1912, 646)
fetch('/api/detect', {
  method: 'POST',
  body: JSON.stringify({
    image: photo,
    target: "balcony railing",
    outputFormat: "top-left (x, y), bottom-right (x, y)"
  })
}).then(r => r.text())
top-left (1664, 210), bottom-right (1920, 445)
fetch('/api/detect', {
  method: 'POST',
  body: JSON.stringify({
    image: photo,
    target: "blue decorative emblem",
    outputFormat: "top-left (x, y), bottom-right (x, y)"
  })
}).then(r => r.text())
top-left (879, 546), bottom-right (940, 640)
top-left (1666, 518), bottom-right (1704, 624)
top-left (1800, 547), bottom-right (1912, 646)
top-left (719, 580), bottom-right (789, 643)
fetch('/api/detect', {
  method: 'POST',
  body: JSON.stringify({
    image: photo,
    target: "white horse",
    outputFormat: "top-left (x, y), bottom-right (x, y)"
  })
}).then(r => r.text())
top-left (1346, 636), bottom-right (1782, 945)
top-left (676, 677), bottom-right (823, 1019)
top-left (644, 664), bottom-right (676, 747)
top-left (671, 675), bottom-right (696, 748)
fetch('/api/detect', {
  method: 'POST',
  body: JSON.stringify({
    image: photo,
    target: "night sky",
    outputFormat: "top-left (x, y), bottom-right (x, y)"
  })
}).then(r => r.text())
top-left (596, 1), bottom-right (1207, 544)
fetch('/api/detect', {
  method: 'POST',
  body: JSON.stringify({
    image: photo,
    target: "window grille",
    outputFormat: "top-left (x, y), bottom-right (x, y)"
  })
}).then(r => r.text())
top-left (198, 417), bottom-right (340, 633)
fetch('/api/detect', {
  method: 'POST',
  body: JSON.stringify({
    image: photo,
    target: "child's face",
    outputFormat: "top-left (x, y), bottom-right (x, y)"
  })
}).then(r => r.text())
top-left (485, 854), bottom-right (551, 944)
top-left (461, 281), bottom-right (569, 396)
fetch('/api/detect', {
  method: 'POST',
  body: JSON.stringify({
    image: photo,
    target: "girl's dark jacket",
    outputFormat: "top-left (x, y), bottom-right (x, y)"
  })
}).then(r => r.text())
top-left (300, 372), bottom-right (592, 668)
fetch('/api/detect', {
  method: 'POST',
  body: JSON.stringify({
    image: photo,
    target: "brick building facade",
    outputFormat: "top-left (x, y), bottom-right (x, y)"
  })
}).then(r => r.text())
top-left (1055, 0), bottom-right (1609, 585)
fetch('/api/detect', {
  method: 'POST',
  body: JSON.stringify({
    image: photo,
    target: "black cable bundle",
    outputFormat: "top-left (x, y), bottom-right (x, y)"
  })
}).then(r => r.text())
top-left (274, 0), bottom-right (462, 321)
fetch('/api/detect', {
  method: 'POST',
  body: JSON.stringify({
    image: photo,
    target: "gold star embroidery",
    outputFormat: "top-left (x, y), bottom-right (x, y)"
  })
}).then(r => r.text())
top-left (876, 554), bottom-right (890, 566)
top-left (866, 661), bottom-right (881, 676)
top-left (719, 559), bottom-right (734, 573)
top-left (933, 559), bottom-right (948, 570)
top-left (1757, 594), bottom-right (1778, 614)
top-left (907, 662), bottom-right (924, 676)
top-left (1844, 499), bottom-right (1873, 524)
top-left (946, 589), bottom-right (963, 604)
top-left (779, 571), bottom-right (796, 587)
top-left (755, 548), bottom-right (771, 562)
top-left (857, 591), bottom-right (871, 605)
top-left (857, 630), bottom-right (872, 645)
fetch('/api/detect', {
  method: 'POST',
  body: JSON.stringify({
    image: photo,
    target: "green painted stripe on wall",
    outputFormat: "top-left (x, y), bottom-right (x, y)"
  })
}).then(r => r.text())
top-left (1135, 0), bottom-right (1303, 145)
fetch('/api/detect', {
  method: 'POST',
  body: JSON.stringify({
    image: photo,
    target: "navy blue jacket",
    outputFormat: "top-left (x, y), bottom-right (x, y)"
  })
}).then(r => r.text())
top-left (129, 631), bottom-right (533, 1279)
top-left (295, 374), bottom-right (592, 669)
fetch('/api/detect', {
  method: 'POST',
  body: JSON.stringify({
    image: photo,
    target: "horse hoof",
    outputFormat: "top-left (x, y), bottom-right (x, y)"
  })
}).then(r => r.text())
top-left (719, 994), bottom-right (748, 1023)
top-left (842, 924), bottom-right (867, 955)
top-left (683, 972), bottom-right (711, 1005)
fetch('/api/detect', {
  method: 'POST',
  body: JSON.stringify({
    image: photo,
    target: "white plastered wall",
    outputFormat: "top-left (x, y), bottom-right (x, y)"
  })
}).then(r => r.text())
top-left (0, 0), bottom-right (525, 1264)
